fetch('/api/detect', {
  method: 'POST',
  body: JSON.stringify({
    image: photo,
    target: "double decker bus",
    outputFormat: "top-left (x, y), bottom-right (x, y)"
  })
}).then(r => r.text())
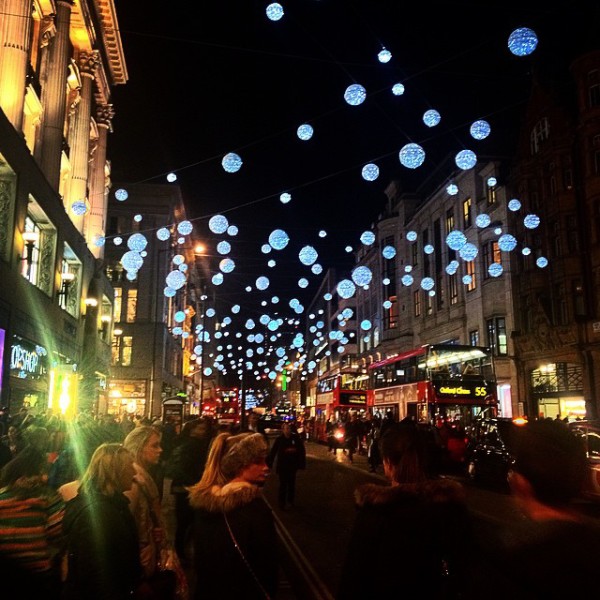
top-left (368, 343), bottom-right (497, 427)
top-left (214, 387), bottom-right (240, 427)
top-left (314, 373), bottom-right (372, 442)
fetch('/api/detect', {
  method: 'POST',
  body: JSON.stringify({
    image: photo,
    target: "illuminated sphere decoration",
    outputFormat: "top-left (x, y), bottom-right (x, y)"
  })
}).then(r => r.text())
top-left (177, 220), bottom-right (193, 235)
top-left (447, 184), bottom-right (459, 196)
top-left (177, 237), bottom-right (185, 244)
top-left (462, 275), bottom-right (473, 285)
top-left (93, 235), bottom-right (106, 247)
top-left (399, 143), bottom-right (425, 169)
top-left (344, 84), bottom-right (367, 106)
top-left (266, 2), bottom-right (284, 21)
top-left (115, 188), bottom-right (128, 201)
top-left (424, 244), bottom-right (434, 255)
top-left (209, 214), bottom-right (229, 234)
top-left (522, 247), bottom-right (531, 256)
top-left (536, 256), bottom-right (549, 268)
top-left (392, 83), bottom-right (405, 96)
top-left (256, 276), bottom-right (270, 291)
top-left (421, 277), bottom-right (435, 291)
top-left (378, 48), bottom-right (392, 63)
top-left (297, 123), bottom-right (314, 141)
top-left (318, 230), bottom-right (327, 238)
top-left (337, 279), bottom-right (356, 299)
top-left (360, 231), bottom-right (376, 246)
top-left (121, 250), bottom-right (144, 272)
top-left (299, 245), bottom-right (318, 266)
top-left (172, 326), bottom-right (183, 335)
top-left (298, 278), bottom-right (309, 288)
top-left (475, 214), bottom-right (491, 228)
top-left (166, 270), bottom-right (186, 290)
top-left (342, 308), bottom-right (353, 319)
top-left (268, 229), bottom-right (290, 250)
top-left (71, 201), bottom-right (87, 216)
top-left (362, 163), bottom-right (379, 181)
top-left (524, 214), bottom-right (540, 229)
top-left (245, 319), bottom-right (255, 330)
top-left (446, 260), bottom-right (459, 275)
top-left (156, 227), bottom-right (171, 241)
top-left (498, 234), bottom-right (517, 252)
top-left (217, 241), bottom-right (231, 255)
top-left (470, 120), bottom-right (491, 140)
top-left (383, 300), bottom-right (392, 309)
top-left (268, 259), bottom-right (276, 267)
top-left (351, 266), bottom-right (373, 286)
top-left (232, 305), bottom-right (241, 314)
top-left (508, 198), bottom-right (522, 212)
top-left (174, 310), bottom-right (186, 323)
top-left (311, 263), bottom-right (323, 275)
top-left (487, 177), bottom-right (497, 187)
top-left (203, 367), bottom-right (213, 377)
top-left (488, 263), bottom-right (504, 278)
top-left (222, 152), bottom-right (243, 173)
top-left (508, 27), bottom-right (538, 57)
top-left (423, 109), bottom-right (441, 127)
top-left (459, 243), bottom-right (478, 261)
top-left (172, 254), bottom-right (185, 266)
top-left (383, 277), bottom-right (391, 284)
top-left (382, 245), bottom-right (396, 259)
top-left (164, 287), bottom-right (176, 298)
top-left (280, 192), bottom-right (292, 204)
top-left (134, 214), bottom-right (143, 223)
top-left (227, 225), bottom-right (238, 236)
top-left (126, 271), bottom-right (138, 281)
top-left (455, 149), bottom-right (477, 170)
top-left (245, 286), bottom-right (252, 292)
top-left (345, 246), bottom-right (353, 253)
top-left (404, 266), bottom-right (412, 273)
top-left (166, 172), bottom-right (177, 183)
top-left (324, 293), bottom-right (332, 301)
top-left (127, 233), bottom-right (148, 252)
top-left (219, 258), bottom-right (235, 273)
top-left (360, 320), bottom-right (372, 331)
top-left (407, 231), bottom-right (418, 242)
top-left (261, 244), bottom-right (272, 254)
top-left (401, 274), bottom-right (414, 286)
top-left (446, 230), bottom-right (467, 251)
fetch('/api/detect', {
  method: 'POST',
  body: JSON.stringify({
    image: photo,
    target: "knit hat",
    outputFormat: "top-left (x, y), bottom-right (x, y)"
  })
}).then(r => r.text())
top-left (221, 433), bottom-right (268, 478)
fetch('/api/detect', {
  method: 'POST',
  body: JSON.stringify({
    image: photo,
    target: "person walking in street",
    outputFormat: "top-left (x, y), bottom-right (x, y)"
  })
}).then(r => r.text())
top-left (166, 417), bottom-right (215, 562)
top-left (343, 412), bottom-right (360, 463)
top-left (267, 422), bottom-right (306, 509)
top-left (485, 419), bottom-right (600, 599)
top-left (188, 432), bottom-right (278, 599)
top-left (338, 421), bottom-right (473, 599)
top-left (61, 443), bottom-right (144, 600)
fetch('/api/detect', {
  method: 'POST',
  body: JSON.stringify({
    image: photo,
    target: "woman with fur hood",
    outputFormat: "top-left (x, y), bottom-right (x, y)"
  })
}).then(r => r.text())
top-left (338, 422), bottom-right (474, 600)
top-left (188, 431), bottom-right (278, 599)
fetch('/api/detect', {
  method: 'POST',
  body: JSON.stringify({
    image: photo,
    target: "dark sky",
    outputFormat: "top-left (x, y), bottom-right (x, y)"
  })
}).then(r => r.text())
top-left (108, 0), bottom-right (595, 325)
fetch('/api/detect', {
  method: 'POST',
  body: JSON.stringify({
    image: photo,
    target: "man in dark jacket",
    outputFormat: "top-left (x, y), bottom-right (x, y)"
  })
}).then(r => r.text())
top-left (267, 422), bottom-right (306, 509)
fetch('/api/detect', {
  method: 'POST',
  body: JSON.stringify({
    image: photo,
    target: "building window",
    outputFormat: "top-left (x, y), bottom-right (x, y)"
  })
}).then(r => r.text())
top-left (122, 336), bottom-right (133, 366)
top-left (486, 184), bottom-right (497, 206)
top-left (482, 241), bottom-right (501, 280)
top-left (466, 261), bottom-right (476, 291)
top-left (530, 117), bottom-right (549, 155)
top-left (21, 216), bottom-right (41, 285)
top-left (469, 330), bottom-right (479, 346)
top-left (436, 276), bottom-right (444, 309)
top-left (383, 295), bottom-right (398, 330)
top-left (414, 290), bottom-right (421, 317)
top-left (426, 293), bottom-right (433, 316)
top-left (449, 275), bottom-right (458, 305)
top-left (445, 209), bottom-right (454, 234)
top-left (114, 288), bottom-right (122, 323)
top-left (486, 317), bottom-right (507, 356)
top-left (462, 198), bottom-right (472, 229)
top-left (411, 242), bottom-right (418, 267)
top-left (111, 335), bottom-right (121, 365)
top-left (126, 289), bottom-right (138, 323)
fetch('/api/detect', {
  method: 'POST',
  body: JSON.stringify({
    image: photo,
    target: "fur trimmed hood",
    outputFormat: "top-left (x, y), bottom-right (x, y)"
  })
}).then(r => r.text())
top-left (354, 478), bottom-right (466, 508)
top-left (188, 481), bottom-right (262, 513)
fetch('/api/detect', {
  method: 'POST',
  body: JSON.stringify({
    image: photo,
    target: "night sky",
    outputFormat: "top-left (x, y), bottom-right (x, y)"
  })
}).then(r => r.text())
top-left (108, 1), bottom-right (596, 360)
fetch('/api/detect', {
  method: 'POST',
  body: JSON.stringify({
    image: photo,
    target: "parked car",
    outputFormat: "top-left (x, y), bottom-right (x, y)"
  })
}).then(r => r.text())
top-left (464, 417), bottom-right (526, 488)
top-left (568, 420), bottom-right (600, 503)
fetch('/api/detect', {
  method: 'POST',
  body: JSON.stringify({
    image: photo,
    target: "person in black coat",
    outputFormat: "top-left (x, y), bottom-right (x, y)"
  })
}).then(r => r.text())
top-left (267, 422), bottom-right (306, 509)
top-left (62, 443), bottom-right (144, 600)
top-left (339, 422), bottom-right (473, 599)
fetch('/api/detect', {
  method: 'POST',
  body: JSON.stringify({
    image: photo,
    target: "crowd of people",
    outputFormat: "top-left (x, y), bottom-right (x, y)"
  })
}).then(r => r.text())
top-left (1, 406), bottom-right (599, 599)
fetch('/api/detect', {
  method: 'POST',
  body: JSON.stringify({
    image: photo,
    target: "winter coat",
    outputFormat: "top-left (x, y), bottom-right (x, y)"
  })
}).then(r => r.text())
top-left (167, 435), bottom-right (213, 494)
top-left (267, 432), bottom-right (306, 474)
top-left (338, 478), bottom-right (473, 599)
top-left (189, 481), bottom-right (278, 599)
top-left (62, 490), bottom-right (142, 600)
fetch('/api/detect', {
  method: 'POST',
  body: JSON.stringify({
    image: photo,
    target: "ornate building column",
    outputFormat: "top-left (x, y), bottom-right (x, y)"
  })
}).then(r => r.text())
top-left (86, 103), bottom-right (114, 258)
top-left (67, 50), bottom-right (99, 234)
top-left (38, 0), bottom-right (73, 191)
top-left (0, 0), bottom-right (31, 130)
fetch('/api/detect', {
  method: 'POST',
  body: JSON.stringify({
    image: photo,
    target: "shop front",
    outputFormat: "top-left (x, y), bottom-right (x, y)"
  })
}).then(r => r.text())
top-left (107, 379), bottom-right (147, 416)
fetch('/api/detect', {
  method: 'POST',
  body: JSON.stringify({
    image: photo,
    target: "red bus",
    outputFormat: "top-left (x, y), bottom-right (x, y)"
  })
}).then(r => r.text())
top-left (214, 387), bottom-right (240, 427)
top-left (368, 343), bottom-right (497, 426)
top-left (314, 374), bottom-right (372, 443)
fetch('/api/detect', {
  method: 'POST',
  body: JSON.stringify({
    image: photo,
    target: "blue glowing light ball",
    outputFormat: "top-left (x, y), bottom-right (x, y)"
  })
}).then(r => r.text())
top-left (93, 235), bottom-right (105, 247)
top-left (222, 152), bottom-right (243, 173)
top-left (337, 279), bottom-right (356, 299)
top-left (280, 192), bottom-right (292, 204)
top-left (378, 48), bottom-right (392, 63)
top-left (392, 83), bottom-right (405, 96)
top-left (177, 220), bottom-right (193, 235)
top-left (399, 143), bottom-right (425, 169)
top-left (459, 243), bottom-right (478, 261)
top-left (114, 237), bottom-right (123, 246)
top-left (383, 300), bottom-right (392, 309)
top-left (299, 245), bottom-right (318, 266)
top-left (447, 184), bottom-right (459, 196)
top-left (166, 172), bottom-right (177, 183)
top-left (261, 244), bottom-right (272, 254)
top-left (362, 163), bottom-right (379, 181)
top-left (127, 233), bottom-right (148, 252)
top-left (268, 229), bottom-right (289, 250)
top-left (174, 310), bottom-right (186, 323)
top-left (446, 260), bottom-right (459, 275)
top-left (423, 109), bottom-right (441, 127)
top-left (421, 277), bottom-right (435, 291)
top-left (382, 245), bottom-right (396, 259)
top-left (446, 230), bottom-right (467, 251)
top-left (232, 305), bottom-right (240, 314)
top-left (352, 266), bottom-right (373, 286)
top-left (312, 263), bottom-right (323, 275)
top-left (522, 247), bottom-right (531, 256)
top-left (475, 214), bottom-right (491, 228)
top-left (455, 149), bottom-right (477, 170)
top-left (324, 293), bottom-right (332, 301)
top-left (401, 274), bottom-right (414, 286)
top-left (115, 188), bottom-right (128, 201)
top-left (487, 177), bottom-right (497, 187)
top-left (383, 277), bottom-right (391, 284)
top-left (424, 244), bottom-right (434, 255)
top-left (268, 259), bottom-right (276, 267)
top-left (165, 269), bottom-right (186, 290)
top-left (209, 214), bottom-right (229, 234)
top-left (488, 263), bottom-right (503, 278)
top-left (344, 84), bottom-right (367, 106)
top-left (219, 258), bottom-right (235, 273)
top-left (71, 201), bottom-right (87, 216)
top-left (536, 256), bottom-right (548, 268)
top-left (508, 27), bottom-right (538, 57)
top-left (121, 250), bottom-right (144, 272)
top-left (297, 124), bottom-right (314, 141)
top-left (407, 231), bottom-right (417, 242)
top-left (227, 225), bottom-right (238, 236)
top-left (360, 320), bottom-right (372, 331)
top-left (217, 241), bottom-right (231, 255)
top-left (156, 227), bottom-right (171, 241)
top-left (498, 234), bottom-right (517, 252)
top-left (524, 214), bottom-right (540, 229)
top-left (298, 278), bottom-right (309, 288)
top-left (134, 214), bottom-right (143, 223)
top-left (164, 287), bottom-right (176, 298)
top-left (470, 120), bottom-right (491, 140)
top-left (508, 199), bottom-right (522, 212)
top-left (345, 246), bottom-right (353, 253)
top-left (256, 276), bottom-right (270, 290)
top-left (360, 231), bottom-right (376, 246)
top-left (462, 275), bottom-right (473, 285)
top-left (266, 3), bottom-right (284, 21)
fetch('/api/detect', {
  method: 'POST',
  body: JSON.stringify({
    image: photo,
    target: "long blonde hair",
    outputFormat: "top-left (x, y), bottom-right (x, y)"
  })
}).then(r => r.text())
top-left (79, 443), bottom-right (134, 496)
top-left (188, 432), bottom-right (267, 494)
